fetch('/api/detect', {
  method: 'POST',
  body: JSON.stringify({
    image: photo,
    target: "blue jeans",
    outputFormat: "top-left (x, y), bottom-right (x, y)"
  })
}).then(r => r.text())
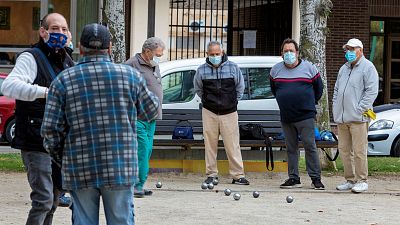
top-left (281, 118), bottom-right (321, 180)
top-left (135, 120), bottom-right (156, 191)
top-left (21, 150), bottom-right (60, 225)
top-left (70, 186), bottom-right (134, 225)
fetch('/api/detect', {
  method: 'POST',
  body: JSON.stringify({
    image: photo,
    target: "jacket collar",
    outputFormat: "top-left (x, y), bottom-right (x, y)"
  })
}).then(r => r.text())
top-left (346, 55), bottom-right (365, 68)
top-left (205, 54), bottom-right (229, 68)
top-left (78, 54), bottom-right (111, 64)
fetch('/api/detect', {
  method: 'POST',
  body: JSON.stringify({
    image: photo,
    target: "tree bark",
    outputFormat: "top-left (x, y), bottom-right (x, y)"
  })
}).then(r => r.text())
top-left (102, 0), bottom-right (126, 63)
top-left (299, 0), bottom-right (336, 170)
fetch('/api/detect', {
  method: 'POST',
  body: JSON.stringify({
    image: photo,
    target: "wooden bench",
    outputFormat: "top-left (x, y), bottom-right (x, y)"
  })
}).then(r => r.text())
top-left (154, 108), bottom-right (338, 151)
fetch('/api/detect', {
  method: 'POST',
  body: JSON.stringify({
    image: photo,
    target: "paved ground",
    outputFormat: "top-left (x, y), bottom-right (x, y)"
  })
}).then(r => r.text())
top-left (1, 170), bottom-right (400, 225)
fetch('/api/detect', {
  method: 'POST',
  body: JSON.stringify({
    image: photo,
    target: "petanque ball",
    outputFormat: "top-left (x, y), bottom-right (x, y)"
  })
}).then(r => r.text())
top-left (233, 193), bottom-right (241, 201)
top-left (286, 195), bottom-right (294, 203)
top-left (201, 182), bottom-right (208, 190)
top-left (212, 179), bottom-right (219, 185)
top-left (253, 191), bottom-right (260, 198)
top-left (224, 188), bottom-right (232, 196)
top-left (208, 183), bottom-right (214, 190)
top-left (156, 181), bottom-right (162, 188)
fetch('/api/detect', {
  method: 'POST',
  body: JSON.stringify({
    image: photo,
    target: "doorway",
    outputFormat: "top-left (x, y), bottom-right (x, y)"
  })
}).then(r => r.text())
top-left (386, 36), bottom-right (400, 103)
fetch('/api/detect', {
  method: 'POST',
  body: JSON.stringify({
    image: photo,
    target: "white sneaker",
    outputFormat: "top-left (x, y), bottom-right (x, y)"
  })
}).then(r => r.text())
top-left (351, 182), bottom-right (368, 193)
top-left (336, 181), bottom-right (355, 191)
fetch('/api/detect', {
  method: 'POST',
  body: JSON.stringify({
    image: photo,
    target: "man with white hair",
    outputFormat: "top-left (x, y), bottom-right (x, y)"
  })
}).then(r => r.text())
top-left (194, 40), bottom-right (249, 185)
top-left (333, 38), bottom-right (379, 193)
top-left (124, 37), bottom-right (165, 197)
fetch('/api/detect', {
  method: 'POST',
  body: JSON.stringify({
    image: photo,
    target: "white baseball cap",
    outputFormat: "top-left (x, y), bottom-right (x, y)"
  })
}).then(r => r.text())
top-left (343, 38), bottom-right (363, 49)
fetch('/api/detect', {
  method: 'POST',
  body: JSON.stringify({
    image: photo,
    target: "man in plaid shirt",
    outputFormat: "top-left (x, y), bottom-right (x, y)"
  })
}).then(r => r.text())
top-left (41, 23), bottom-right (159, 225)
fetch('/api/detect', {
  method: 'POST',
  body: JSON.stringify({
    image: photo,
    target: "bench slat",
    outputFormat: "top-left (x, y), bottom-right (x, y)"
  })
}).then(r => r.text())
top-left (153, 139), bottom-right (337, 148)
top-left (153, 108), bottom-right (337, 157)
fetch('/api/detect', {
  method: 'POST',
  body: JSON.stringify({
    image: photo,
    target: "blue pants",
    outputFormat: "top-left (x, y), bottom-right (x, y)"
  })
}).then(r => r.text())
top-left (135, 120), bottom-right (156, 191)
top-left (21, 150), bottom-right (60, 225)
top-left (281, 118), bottom-right (321, 180)
top-left (70, 186), bottom-right (134, 225)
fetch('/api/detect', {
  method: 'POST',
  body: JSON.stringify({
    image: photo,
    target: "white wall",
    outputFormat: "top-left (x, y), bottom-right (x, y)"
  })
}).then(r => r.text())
top-left (292, 0), bottom-right (300, 44)
top-left (130, 0), bottom-right (148, 57)
top-left (154, 0), bottom-right (169, 61)
top-left (129, 0), bottom-right (169, 61)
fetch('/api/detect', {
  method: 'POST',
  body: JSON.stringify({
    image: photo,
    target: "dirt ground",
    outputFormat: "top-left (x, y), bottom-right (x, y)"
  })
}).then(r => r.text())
top-left (1, 171), bottom-right (400, 225)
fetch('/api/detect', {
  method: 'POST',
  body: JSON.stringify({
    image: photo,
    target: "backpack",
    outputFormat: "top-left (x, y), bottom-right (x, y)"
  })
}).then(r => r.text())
top-left (239, 123), bottom-right (274, 171)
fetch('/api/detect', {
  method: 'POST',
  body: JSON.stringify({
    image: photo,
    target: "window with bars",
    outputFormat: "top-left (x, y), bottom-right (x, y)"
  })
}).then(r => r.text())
top-left (168, 0), bottom-right (292, 60)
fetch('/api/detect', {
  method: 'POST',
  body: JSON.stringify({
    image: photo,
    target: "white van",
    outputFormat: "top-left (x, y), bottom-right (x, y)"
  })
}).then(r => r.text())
top-left (159, 56), bottom-right (282, 110)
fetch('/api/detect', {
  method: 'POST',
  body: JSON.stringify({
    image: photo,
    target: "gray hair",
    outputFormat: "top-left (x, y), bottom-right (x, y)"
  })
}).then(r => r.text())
top-left (81, 46), bottom-right (109, 55)
top-left (207, 41), bottom-right (223, 51)
top-left (142, 37), bottom-right (165, 52)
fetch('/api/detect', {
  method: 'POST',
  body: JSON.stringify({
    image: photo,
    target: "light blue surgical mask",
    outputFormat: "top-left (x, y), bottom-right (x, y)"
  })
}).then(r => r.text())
top-left (345, 50), bottom-right (357, 63)
top-left (209, 56), bottom-right (222, 66)
top-left (283, 52), bottom-right (297, 65)
top-left (150, 56), bottom-right (160, 67)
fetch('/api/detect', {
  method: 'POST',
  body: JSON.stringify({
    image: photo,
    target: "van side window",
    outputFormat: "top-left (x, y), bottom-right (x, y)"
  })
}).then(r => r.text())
top-left (162, 70), bottom-right (196, 104)
top-left (240, 68), bottom-right (274, 100)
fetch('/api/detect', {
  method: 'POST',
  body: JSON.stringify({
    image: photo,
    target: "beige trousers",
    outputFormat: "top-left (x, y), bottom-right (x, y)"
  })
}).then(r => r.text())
top-left (337, 122), bottom-right (369, 182)
top-left (202, 108), bottom-right (245, 179)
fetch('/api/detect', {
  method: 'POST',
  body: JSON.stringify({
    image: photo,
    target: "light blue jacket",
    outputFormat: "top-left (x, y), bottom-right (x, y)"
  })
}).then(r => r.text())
top-left (332, 56), bottom-right (379, 123)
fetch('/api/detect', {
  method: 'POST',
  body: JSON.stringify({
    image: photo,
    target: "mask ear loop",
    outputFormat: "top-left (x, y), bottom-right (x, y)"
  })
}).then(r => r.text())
top-left (43, 30), bottom-right (50, 43)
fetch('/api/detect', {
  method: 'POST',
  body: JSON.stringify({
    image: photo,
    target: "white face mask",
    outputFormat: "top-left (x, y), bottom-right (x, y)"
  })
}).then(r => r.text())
top-left (150, 56), bottom-right (160, 67)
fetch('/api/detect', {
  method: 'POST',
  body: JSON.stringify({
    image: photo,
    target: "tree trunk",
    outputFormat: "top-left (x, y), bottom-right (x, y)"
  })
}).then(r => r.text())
top-left (299, 0), bottom-right (336, 170)
top-left (102, 0), bottom-right (126, 63)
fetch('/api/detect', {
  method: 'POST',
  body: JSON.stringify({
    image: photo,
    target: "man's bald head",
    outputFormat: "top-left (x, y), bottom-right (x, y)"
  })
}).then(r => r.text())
top-left (41, 13), bottom-right (68, 30)
top-left (39, 13), bottom-right (69, 40)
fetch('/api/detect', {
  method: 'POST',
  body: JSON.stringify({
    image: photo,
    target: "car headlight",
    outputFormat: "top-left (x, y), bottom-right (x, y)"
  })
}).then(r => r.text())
top-left (369, 119), bottom-right (394, 131)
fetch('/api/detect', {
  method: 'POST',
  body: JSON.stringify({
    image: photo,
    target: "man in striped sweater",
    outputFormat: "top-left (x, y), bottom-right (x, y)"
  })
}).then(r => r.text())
top-left (270, 38), bottom-right (325, 190)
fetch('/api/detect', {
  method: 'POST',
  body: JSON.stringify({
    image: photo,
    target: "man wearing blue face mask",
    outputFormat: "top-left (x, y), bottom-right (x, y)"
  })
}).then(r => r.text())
top-left (124, 37), bottom-right (165, 198)
top-left (194, 41), bottom-right (249, 185)
top-left (333, 38), bottom-right (378, 193)
top-left (1, 13), bottom-right (74, 225)
top-left (270, 38), bottom-right (325, 190)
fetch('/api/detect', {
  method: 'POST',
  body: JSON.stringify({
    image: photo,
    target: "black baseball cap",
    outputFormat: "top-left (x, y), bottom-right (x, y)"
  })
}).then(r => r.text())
top-left (80, 23), bottom-right (111, 49)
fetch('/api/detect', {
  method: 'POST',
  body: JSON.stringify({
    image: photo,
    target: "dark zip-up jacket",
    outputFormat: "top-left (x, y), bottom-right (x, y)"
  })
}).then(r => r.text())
top-left (13, 41), bottom-right (74, 152)
top-left (193, 55), bottom-right (244, 115)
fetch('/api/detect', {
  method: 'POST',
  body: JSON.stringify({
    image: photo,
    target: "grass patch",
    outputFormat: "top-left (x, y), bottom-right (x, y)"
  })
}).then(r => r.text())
top-left (0, 153), bottom-right (25, 172)
top-left (299, 156), bottom-right (400, 175)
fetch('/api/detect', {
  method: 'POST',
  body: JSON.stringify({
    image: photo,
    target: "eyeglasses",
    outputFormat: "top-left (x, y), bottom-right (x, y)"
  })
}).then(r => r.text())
top-left (343, 47), bottom-right (358, 52)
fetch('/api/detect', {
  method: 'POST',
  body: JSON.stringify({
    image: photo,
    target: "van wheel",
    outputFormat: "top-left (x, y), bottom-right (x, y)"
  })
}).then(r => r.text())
top-left (5, 118), bottom-right (15, 143)
top-left (391, 137), bottom-right (400, 157)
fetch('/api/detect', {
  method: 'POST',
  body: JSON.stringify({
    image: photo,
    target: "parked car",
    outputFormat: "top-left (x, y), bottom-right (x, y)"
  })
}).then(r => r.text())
top-left (160, 56), bottom-right (282, 110)
top-left (0, 56), bottom-right (283, 143)
top-left (368, 104), bottom-right (400, 157)
top-left (0, 72), bottom-right (15, 143)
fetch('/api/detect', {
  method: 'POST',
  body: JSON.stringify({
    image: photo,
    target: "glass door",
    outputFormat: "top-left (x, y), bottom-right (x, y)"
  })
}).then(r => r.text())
top-left (386, 36), bottom-right (400, 103)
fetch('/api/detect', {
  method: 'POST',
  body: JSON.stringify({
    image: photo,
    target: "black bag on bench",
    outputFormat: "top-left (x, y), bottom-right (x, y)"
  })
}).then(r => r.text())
top-left (239, 123), bottom-right (274, 171)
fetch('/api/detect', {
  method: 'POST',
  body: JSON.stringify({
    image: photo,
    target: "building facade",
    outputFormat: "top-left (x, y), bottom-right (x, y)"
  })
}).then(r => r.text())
top-left (0, 0), bottom-right (399, 105)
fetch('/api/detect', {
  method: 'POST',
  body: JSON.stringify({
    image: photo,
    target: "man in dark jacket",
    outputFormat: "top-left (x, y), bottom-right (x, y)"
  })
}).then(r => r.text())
top-left (194, 41), bottom-right (249, 185)
top-left (270, 38), bottom-right (325, 190)
top-left (1, 13), bottom-right (74, 225)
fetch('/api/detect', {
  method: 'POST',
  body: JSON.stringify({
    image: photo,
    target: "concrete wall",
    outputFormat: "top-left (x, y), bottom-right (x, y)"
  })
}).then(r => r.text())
top-left (154, 0), bottom-right (169, 61)
top-left (129, 0), bottom-right (148, 57)
top-left (129, 0), bottom-right (169, 61)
